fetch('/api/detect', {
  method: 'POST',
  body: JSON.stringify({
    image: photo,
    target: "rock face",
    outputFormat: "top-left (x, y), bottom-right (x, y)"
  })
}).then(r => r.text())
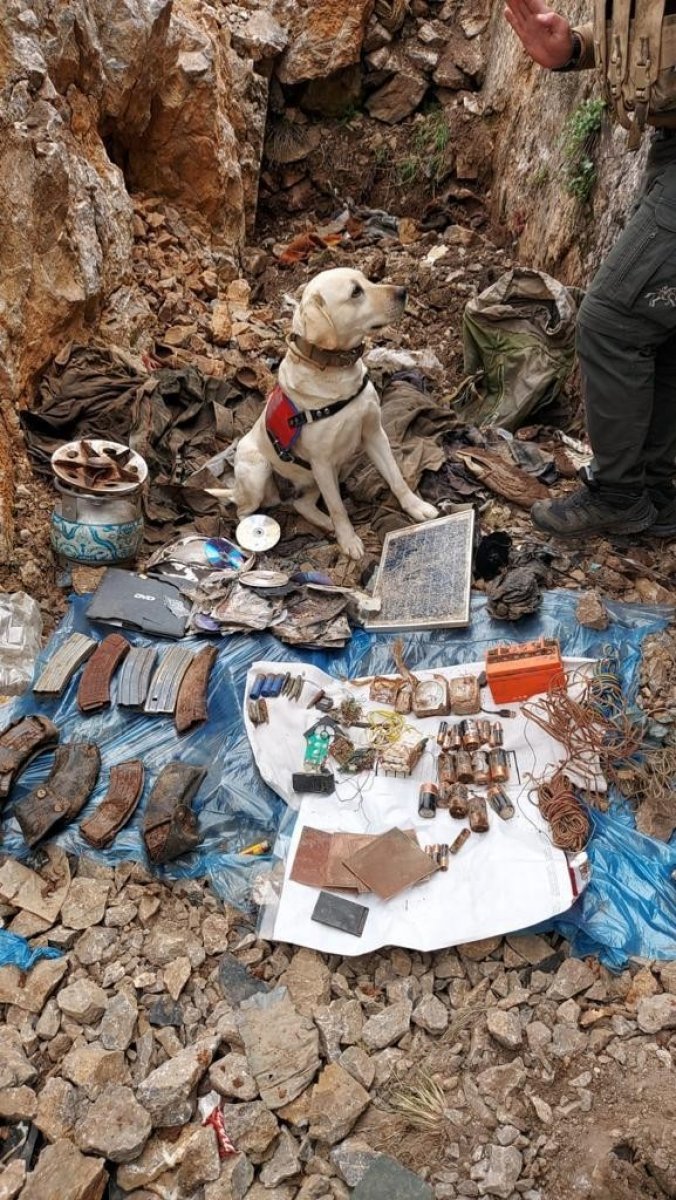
top-left (0, 0), bottom-right (262, 404)
top-left (277, 0), bottom-right (375, 84)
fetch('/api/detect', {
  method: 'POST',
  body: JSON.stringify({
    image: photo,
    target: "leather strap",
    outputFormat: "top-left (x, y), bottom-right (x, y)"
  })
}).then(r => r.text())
top-left (33, 633), bottom-right (97, 696)
top-left (15, 742), bottom-right (101, 848)
top-left (117, 646), bottom-right (158, 708)
top-left (77, 634), bottom-right (130, 713)
top-left (143, 762), bottom-right (205, 864)
top-left (80, 759), bottom-right (145, 849)
top-left (288, 334), bottom-right (364, 369)
top-left (175, 646), bottom-right (218, 734)
top-left (266, 374), bottom-right (370, 472)
top-left (0, 715), bottom-right (59, 800)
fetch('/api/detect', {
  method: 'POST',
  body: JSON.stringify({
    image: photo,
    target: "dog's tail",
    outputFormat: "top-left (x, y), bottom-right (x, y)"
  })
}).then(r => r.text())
top-left (204, 487), bottom-right (236, 505)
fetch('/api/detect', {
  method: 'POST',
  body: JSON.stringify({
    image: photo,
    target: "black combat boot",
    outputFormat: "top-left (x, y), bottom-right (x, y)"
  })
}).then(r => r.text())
top-left (647, 484), bottom-right (676, 538)
top-left (531, 478), bottom-right (656, 538)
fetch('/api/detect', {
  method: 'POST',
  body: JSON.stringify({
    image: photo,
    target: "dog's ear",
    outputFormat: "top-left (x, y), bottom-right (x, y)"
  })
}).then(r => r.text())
top-left (294, 290), bottom-right (338, 349)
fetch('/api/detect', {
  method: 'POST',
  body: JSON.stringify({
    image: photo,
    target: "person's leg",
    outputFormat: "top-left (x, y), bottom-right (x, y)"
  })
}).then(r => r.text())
top-left (532, 161), bottom-right (676, 537)
top-left (644, 332), bottom-right (676, 534)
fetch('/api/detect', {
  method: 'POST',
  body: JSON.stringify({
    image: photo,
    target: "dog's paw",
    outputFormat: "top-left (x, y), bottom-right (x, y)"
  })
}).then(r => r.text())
top-left (337, 530), bottom-right (364, 560)
top-left (405, 498), bottom-right (439, 523)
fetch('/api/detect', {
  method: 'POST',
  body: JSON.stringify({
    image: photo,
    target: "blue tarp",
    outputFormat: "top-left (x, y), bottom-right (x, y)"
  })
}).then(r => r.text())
top-left (1, 589), bottom-right (674, 969)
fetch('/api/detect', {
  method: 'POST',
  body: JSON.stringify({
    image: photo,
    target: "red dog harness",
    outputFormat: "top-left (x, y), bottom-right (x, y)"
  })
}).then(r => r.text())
top-left (264, 377), bottom-right (370, 470)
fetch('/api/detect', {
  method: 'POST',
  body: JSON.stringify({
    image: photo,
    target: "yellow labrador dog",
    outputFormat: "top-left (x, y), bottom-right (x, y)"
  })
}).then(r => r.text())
top-left (215, 267), bottom-right (438, 560)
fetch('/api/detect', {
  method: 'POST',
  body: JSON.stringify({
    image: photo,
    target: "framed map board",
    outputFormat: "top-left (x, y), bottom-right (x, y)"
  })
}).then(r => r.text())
top-left (365, 509), bottom-right (475, 632)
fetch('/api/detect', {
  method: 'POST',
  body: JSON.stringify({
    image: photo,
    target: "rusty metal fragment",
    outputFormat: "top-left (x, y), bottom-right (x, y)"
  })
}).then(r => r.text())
top-left (0, 715), bottom-right (59, 800)
top-left (80, 759), bottom-right (145, 849)
top-left (175, 645), bottom-right (218, 733)
top-left (143, 762), bottom-right (205, 864)
top-left (15, 742), bottom-right (101, 847)
top-left (77, 633), bottom-right (130, 714)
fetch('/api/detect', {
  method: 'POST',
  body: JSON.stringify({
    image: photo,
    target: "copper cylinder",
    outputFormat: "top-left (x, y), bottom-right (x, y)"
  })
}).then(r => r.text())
top-left (456, 750), bottom-right (473, 783)
top-left (448, 782), bottom-right (469, 819)
top-left (437, 720), bottom-right (449, 747)
top-left (438, 844), bottom-right (449, 871)
top-left (489, 748), bottom-right (510, 783)
top-left (469, 792), bottom-right (489, 833)
top-left (460, 719), bottom-right (480, 750)
top-left (478, 719), bottom-right (492, 746)
top-left (487, 784), bottom-right (514, 820)
top-left (450, 828), bottom-right (471, 855)
top-left (444, 725), bottom-right (463, 752)
top-left (418, 782), bottom-right (438, 819)
top-left (471, 750), bottom-right (491, 786)
top-left (489, 722), bottom-right (504, 748)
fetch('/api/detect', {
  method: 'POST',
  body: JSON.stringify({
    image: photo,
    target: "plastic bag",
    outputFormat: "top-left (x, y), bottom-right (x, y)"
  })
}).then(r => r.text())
top-left (458, 268), bottom-right (579, 430)
top-left (0, 929), bottom-right (63, 969)
top-left (0, 593), bottom-right (42, 696)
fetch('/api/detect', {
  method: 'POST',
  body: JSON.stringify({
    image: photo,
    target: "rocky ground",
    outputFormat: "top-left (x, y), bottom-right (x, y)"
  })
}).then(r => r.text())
top-left (2, 853), bottom-right (676, 1200)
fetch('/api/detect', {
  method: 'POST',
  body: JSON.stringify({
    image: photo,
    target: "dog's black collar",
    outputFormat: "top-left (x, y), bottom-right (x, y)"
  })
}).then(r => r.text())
top-left (288, 333), bottom-right (364, 369)
top-left (287, 374), bottom-right (370, 429)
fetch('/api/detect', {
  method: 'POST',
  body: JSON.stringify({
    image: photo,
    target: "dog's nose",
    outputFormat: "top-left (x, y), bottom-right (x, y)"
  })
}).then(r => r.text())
top-left (396, 286), bottom-right (408, 303)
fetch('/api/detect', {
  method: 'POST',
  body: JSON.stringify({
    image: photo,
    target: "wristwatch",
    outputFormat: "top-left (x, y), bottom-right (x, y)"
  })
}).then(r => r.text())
top-left (552, 30), bottom-right (583, 71)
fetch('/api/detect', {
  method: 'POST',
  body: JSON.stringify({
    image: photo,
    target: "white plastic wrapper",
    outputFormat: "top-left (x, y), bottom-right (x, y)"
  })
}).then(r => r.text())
top-left (0, 592), bottom-right (43, 696)
top-left (246, 658), bottom-right (591, 956)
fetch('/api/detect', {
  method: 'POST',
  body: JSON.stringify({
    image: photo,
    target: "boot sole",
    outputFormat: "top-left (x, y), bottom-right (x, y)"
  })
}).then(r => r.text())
top-left (531, 511), bottom-right (657, 539)
top-left (644, 523), bottom-right (676, 539)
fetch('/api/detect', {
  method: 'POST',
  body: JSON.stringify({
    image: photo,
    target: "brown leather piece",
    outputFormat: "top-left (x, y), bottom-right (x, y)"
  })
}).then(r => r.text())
top-left (143, 762), bottom-right (205, 865)
top-left (15, 742), bottom-right (101, 848)
top-left (77, 634), bottom-right (130, 713)
top-left (80, 759), bottom-right (145, 850)
top-left (175, 646), bottom-right (218, 734)
top-left (0, 715), bottom-right (59, 800)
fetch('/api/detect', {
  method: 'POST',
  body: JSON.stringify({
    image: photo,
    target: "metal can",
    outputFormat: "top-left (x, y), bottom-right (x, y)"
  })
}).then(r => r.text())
top-left (448, 782), bottom-right (469, 819)
top-left (456, 750), bottom-right (473, 783)
top-left (489, 748), bottom-right (510, 782)
top-left (444, 725), bottom-right (463, 752)
top-left (437, 752), bottom-right (456, 797)
top-left (478, 719), bottom-right (492, 746)
top-left (459, 719), bottom-right (480, 750)
top-left (469, 792), bottom-right (489, 833)
top-left (418, 782), bottom-right (438, 819)
top-left (489, 722), bottom-right (504, 748)
top-left (487, 784), bottom-right (515, 820)
top-left (438, 843), bottom-right (450, 871)
top-left (471, 750), bottom-right (491, 786)
top-left (450, 828), bottom-right (471, 855)
top-left (437, 720), bottom-right (449, 747)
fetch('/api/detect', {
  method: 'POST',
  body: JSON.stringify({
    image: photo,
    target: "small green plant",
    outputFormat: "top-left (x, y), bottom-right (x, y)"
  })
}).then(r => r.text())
top-left (531, 163), bottom-right (550, 189)
top-left (394, 107), bottom-right (451, 190)
top-left (561, 98), bottom-right (606, 203)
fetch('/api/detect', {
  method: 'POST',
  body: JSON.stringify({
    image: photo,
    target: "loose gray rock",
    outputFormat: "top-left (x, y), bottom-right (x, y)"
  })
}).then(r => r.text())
top-left (314, 999), bottom-right (363, 1060)
top-left (177, 1126), bottom-right (221, 1193)
top-left (330, 1138), bottom-right (382, 1187)
top-left (0, 958), bottom-right (67, 1012)
top-left (309, 1062), bottom-right (371, 1145)
top-left (164, 955), bottom-right (192, 1001)
top-left (202, 913), bottom-right (232, 956)
top-left (75, 1084), bottom-right (152, 1162)
top-left (74, 927), bottom-right (118, 965)
top-left (637, 993), bottom-right (676, 1033)
top-left (339, 1045), bottom-right (375, 1090)
top-left (219, 1101), bottom-right (280, 1161)
top-left (104, 901), bottom-right (138, 927)
top-left (60, 878), bottom-right (110, 930)
top-left (547, 959), bottom-right (595, 1001)
top-left (351, 1156), bottom-right (434, 1199)
top-left (19, 1138), bottom-right (107, 1200)
top-left (238, 987), bottom-right (320, 1109)
top-left (218, 952), bottom-right (269, 1005)
top-left (486, 1009), bottom-right (522, 1050)
top-left (57, 979), bottom-right (108, 1025)
top-left (144, 922), bottom-right (205, 969)
top-left (204, 1152), bottom-right (254, 1200)
top-left (529, 1095), bottom-right (553, 1125)
top-left (34, 1077), bottom-right (77, 1143)
top-left (260, 1128), bottom-right (301, 1187)
top-left (0, 1159), bottom-right (26, 1200)
top-left (479, 1145), bottom-right (523, 1198)
top-left (210, 1052), bottom-right (258, 1101)
top-left (0, 1028), bottom-right (37, 1089)
top-left (137, 1036), bottom-right (219, 1127)
top-left (61, 1046), bottom-right (130, 1098)
top-left (476, 1059), bottom-right (527, 1102)
top-left (362, 1001), bottom-right (412, 1051)
top-left (0, 1086), bottom-right (37, 1121)
top-left (412, 994), bottom-right (448, 1034)
top-left (35, 1000), bottom-right (61, 1041)
top-left (100, 991), bottom-right (138, 1051)
top-left (280, 948), bottom-right (331, 1016)
top-left (549, 1025), bottom-right (587, 1059)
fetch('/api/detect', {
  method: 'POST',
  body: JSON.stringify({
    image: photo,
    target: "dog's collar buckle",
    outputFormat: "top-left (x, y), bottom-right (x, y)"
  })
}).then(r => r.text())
top-left (288, 334), bottom-right (364, 369)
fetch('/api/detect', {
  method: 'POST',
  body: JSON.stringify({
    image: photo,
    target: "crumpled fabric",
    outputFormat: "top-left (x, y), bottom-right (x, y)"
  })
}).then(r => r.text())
top-left (486, 559), bottom-right (550, 620)
top-left (345, 376), bottom-right (455, 504)
top-left (21, 343), bottom-right (260, 535)
top-left (0, 929), bottom-right (63, 969)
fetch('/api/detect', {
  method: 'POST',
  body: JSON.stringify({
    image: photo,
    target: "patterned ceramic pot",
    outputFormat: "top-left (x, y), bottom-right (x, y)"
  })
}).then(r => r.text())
top-left (50, 487), bottom-right (144, 565)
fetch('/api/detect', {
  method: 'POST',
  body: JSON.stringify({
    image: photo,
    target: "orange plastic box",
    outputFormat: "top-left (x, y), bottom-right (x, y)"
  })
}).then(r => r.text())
top-left (485, 638), bottom-right (563, 703)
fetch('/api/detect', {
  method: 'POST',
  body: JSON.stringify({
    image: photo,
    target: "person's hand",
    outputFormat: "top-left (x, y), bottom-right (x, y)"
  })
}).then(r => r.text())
top-left (504, 0), bottom-right (574, 68)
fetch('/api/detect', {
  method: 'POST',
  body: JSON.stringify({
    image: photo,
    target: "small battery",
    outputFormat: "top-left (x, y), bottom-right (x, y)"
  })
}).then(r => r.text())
top-left (489, 722), bottom-right (504, 748)
top-left (489, 748), bottom-right (510, 782)
top-left (444, 725), bottom-right (463, 752)
top-left (418, 782), bottom-right (438, 819)
top-left (450, 828), bottom-right (471, 855)
top-left (448, 782), bottom-right (469, 819)
top-left (478, 719), bottom-right (492, 746)
top-left (459, 719), bottom-right (480, 750)
top-left (487, 784), bottom-right (515, 820)
top-left (456, 750), bottom-right (473, 783)
top-left (469, 792), bottom-right (489, 833)
top-left (471, 750), bottom-right (491, 786)
top-left (438, 844), bottom-right (450, 871)
top-left (437, 720), bottom-right (449, 747)
top-left (437, 752), bottom-right (456, 797)
top-left (249, 673), bottom-right (265, 701)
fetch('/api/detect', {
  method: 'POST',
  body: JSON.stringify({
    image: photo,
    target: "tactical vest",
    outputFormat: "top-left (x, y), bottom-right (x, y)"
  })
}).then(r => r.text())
top-left (594, 0), bottom-right (676, 146)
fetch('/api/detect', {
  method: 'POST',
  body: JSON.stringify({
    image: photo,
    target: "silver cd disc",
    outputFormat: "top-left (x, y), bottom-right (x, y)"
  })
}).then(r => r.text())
top-left (240, 570), bottom-right (290, 590)
top-left (236, 514), bottom-right (281, 553)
